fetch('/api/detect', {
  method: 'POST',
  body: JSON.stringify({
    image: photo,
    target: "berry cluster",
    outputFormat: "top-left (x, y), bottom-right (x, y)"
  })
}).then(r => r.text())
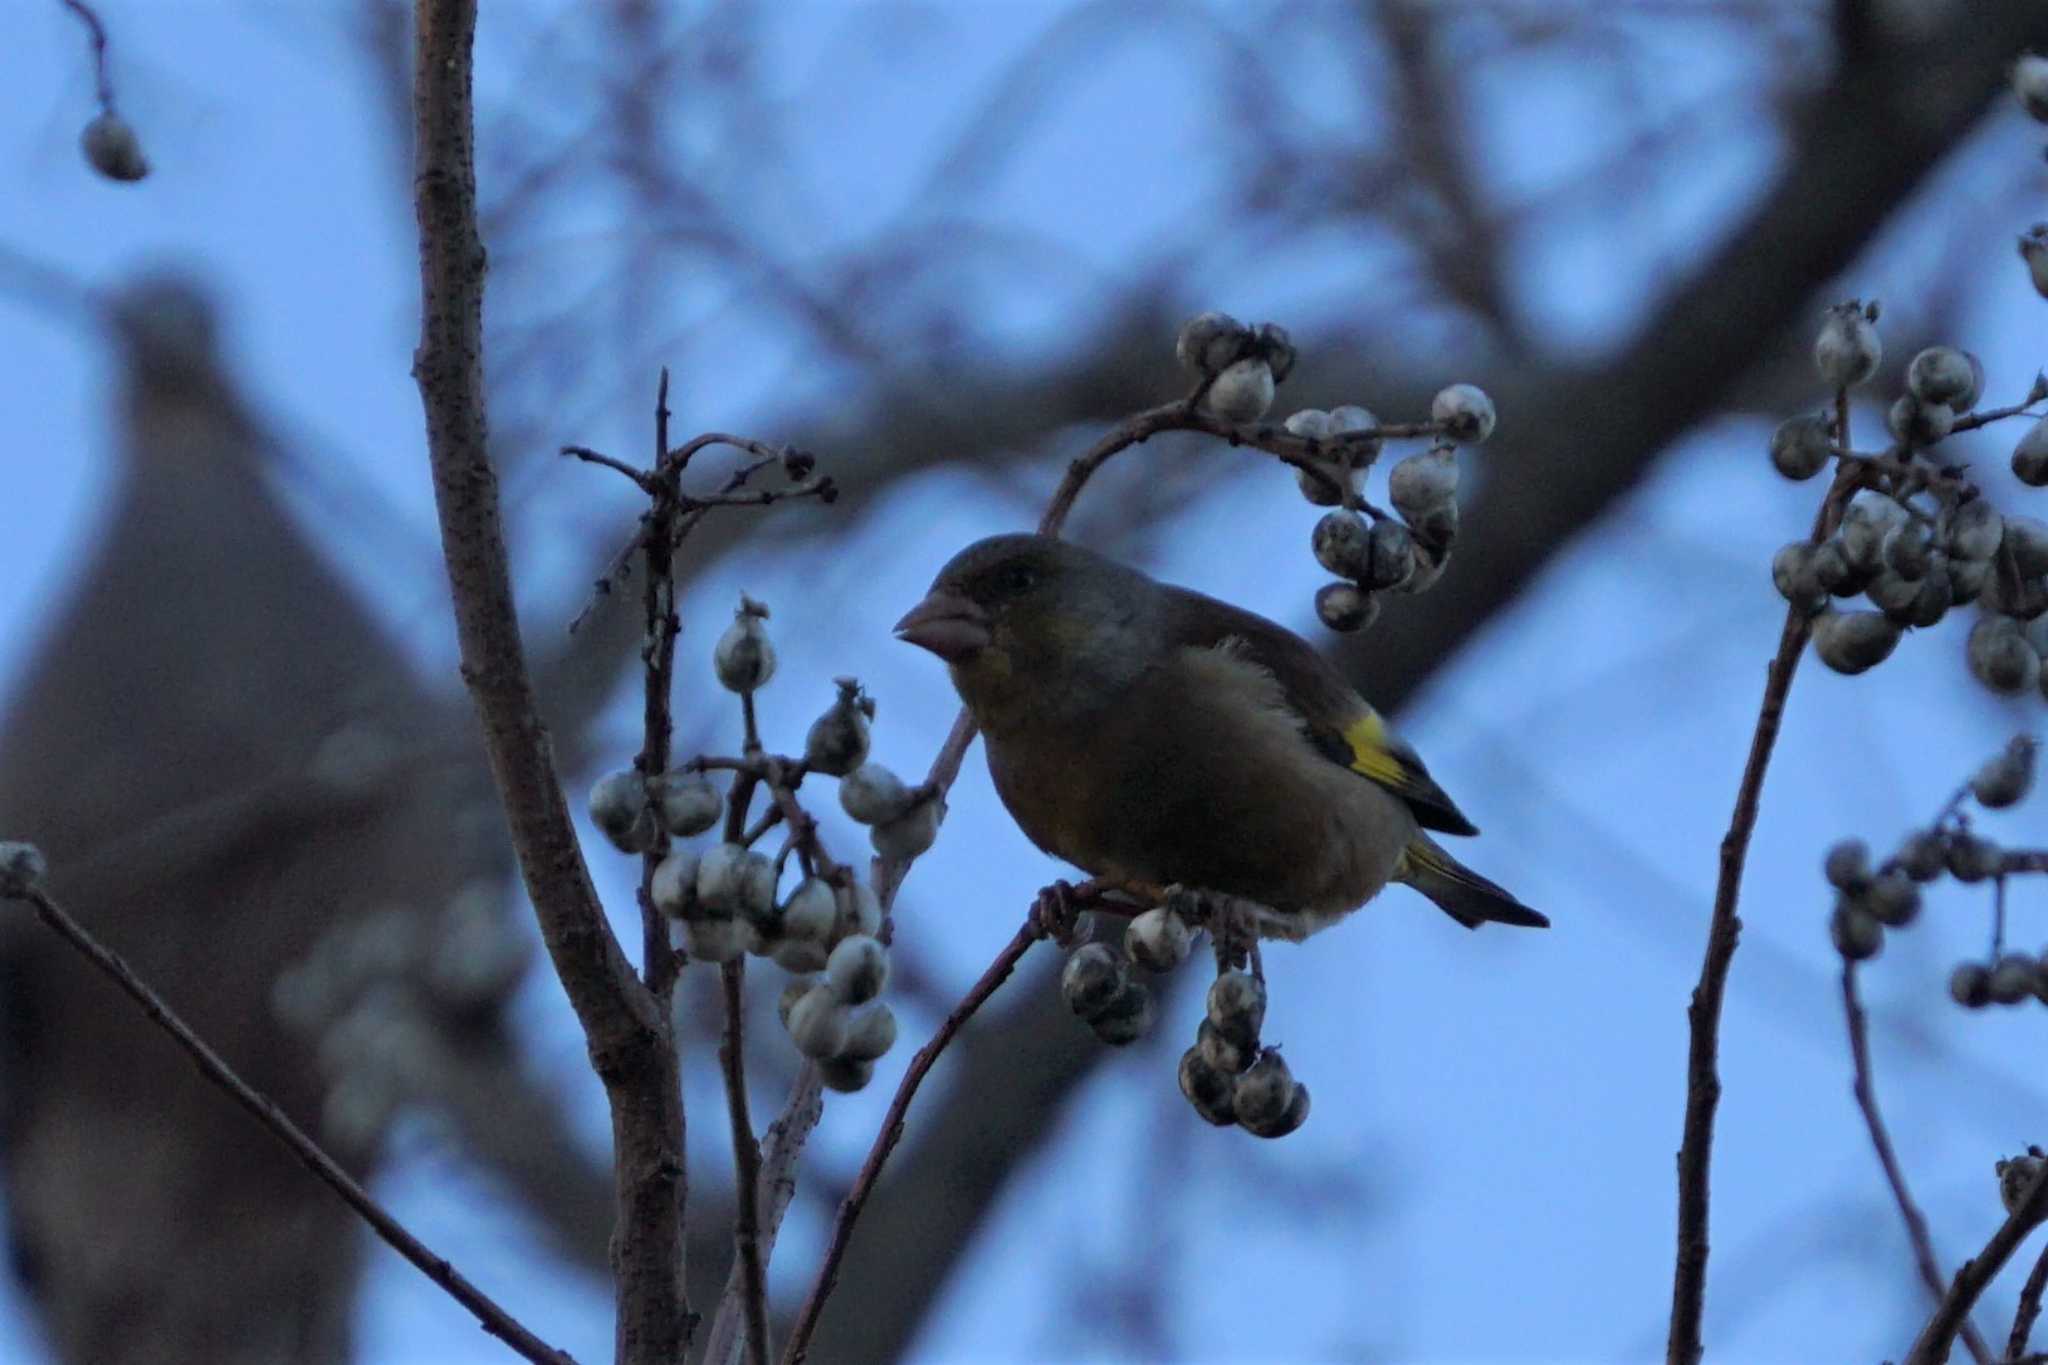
top-left (586, 597), bottom-right (909, 1091)
top-left (1056, 889), bottom-right (1312, 1138)
top-left (1170, 312), bottom-right (1496, 636)
top-left (1826, 736), bottom-right (2046, 1013)
top-left (1768, 298), bottom-right (2048, 689)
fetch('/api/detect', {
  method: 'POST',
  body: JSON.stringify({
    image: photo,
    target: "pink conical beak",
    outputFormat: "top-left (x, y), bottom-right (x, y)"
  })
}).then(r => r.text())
top-left (894, 589), bottom-right (991, 662)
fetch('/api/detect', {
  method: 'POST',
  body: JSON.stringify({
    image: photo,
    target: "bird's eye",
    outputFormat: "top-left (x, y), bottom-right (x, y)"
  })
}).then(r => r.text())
top-left (994, 563), bottom-right (1040, 595)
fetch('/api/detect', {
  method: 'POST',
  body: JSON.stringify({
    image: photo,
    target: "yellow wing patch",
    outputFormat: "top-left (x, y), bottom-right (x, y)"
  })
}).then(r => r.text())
top-left (1340, 710), bottom-right (1478, 836)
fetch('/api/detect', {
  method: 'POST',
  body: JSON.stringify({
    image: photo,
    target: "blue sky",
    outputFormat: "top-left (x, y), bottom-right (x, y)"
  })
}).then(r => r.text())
top-left (4, 3), bottom-right (2047, 1362)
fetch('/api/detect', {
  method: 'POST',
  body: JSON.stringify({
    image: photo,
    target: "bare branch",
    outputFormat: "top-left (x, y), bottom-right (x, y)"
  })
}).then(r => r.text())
top-left (0, 880), bottom-right (577, 1365)
top-left (1840, 963), bottom-right (1994, 1365)
top-left (410, 3), bottom-right (687, 1359)
top-left (1905, 1169), bottom-right (2048, 1365)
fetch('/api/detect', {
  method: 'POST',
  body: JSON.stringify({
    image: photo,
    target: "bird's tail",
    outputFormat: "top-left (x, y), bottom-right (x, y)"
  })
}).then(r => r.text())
top-left (1397, 835), bottom-right (1548, 930)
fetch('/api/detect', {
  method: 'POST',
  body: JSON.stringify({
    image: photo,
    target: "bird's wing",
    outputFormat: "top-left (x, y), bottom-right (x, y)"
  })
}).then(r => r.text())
top-left (1161, 585), bottom-right (1479, 836)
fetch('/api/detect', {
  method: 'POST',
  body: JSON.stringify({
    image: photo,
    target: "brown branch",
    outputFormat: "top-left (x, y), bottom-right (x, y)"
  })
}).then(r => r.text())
top-left (1905, 1168), bottom-right (2048, 1365)
top-left (1667, 463), bottom-right (1857, 1364)
top-left (781, 918), bottom-right (1044, 1365)
top-left (2010, 1239), bottom-right (2048, 1362)
top-left (0, 881), bottom-right (577, 1365)
top-left (410, 4), bottom-right (687, 1361)
top-left (718, 960), bottom-right (771, 1365)
top-left (702, 1067), bottom-right (824, 1365)
top-left (1841, 963), bottom-right (1995, 1365)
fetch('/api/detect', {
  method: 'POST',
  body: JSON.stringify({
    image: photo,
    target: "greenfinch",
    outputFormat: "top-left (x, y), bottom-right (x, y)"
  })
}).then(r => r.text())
top-left (894, 534), bottom-right (1545, 938)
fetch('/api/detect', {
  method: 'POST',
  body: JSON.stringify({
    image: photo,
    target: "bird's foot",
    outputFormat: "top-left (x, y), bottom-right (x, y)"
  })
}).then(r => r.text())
top-left (1029, 879), bottom-right (1083, 946)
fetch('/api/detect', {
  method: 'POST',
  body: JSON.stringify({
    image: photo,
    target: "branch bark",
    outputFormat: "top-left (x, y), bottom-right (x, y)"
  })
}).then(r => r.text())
top-left (411, 3), bottom-right (687, 1360)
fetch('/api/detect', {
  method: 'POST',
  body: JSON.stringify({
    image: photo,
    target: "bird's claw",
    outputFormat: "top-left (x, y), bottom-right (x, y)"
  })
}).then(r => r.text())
top-left (1029, 879), bottom-right (1082, 945)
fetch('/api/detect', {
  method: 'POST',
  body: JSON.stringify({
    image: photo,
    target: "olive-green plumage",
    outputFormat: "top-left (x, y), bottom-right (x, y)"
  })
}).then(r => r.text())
top-left (895, 533), bottom-right (1545, 938)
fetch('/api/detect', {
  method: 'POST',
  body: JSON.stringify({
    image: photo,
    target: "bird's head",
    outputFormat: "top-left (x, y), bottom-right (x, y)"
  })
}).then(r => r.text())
top-left (895, 534), bottom-right (1150, 723)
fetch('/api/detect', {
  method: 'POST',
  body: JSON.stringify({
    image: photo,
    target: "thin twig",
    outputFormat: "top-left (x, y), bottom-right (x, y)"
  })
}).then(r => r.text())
top-left (1667, 463), bottom-right (1855, 1365)
top-left (1905, 1167), bottom-right (2048, 1365)
top-left (781, 918), bottom-right (1044, 1365)
top-left (718, 959), bottom-right (771, 1365)
top-left (2, 883), bottom-right (577, 1365)
top-left (2010, 1239), bottom-right (2048, 1362)
top-left (1840, 963), bottom-right (1994, 1365)
top-left (411, 4), bottom-right (687, 1360)
top-left (58, 0), bottom-right (116, 110)
top-left (701, 1069), bottom-right (824, 1365)
top-left (638, 370), bottom-right (683, 999)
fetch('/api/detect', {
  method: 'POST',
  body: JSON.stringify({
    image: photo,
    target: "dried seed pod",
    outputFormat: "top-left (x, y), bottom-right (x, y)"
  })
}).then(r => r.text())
top-left (1824, 839), bottom-right (1872, 890)
top-left (1283, 408), bottom-right (1331, 439)
top-left (1233, 1050), bottom-right (1298, 1129)
top-left (817, 1056), bottom-right (875, 1093)
top-left (1887, 396), bottom-right (1955, 447)
top-left (1325, 405), bottom-right (1382, 466)
top-left (588, 769), bottom-right (655, 853)
top-left (1970, 737), bottom-right (2038, 810)
top-left (1242, 1081), bottom-right (1311, 1139)
top-left (681, 917), bottom-right (748, 964)
top-left (840, 1003), bottom-right (898, 1062)
top-left (2016, 53), bottom-right (2048, 122)
top-left (1388, 449), bottom-right (1459, 525)
top-left (839, 763), bottom-right (911, 825)
top-left (1906, 346), bottom-right (1982, 412)
top-left (1838, 496), bottom-right (1902, 573)
top-left (1830, 903), bottom-right (1883, 961)
top-left (786, 985), bottom-right (852, 1059)
top-left (769, 938), bottom-right (830, 974)
top-left (713, 595), bottom-right (776, 693)
top-left (1206, 970), bottom-right (1267, 1048)
top-left (1901, 571), bottom-right (1953, 629)
top-left (1178, 1046), bottom-right (1237, 1126)
top-left (1252, 322), bottom-right (1296, 384)
top-left (1863, 874), bottom-right (1921, 928)
top-left (1808, 540), bottom-right (1854, 594)
top-left (825, 934), bottom-right (889, 1006)
top-left (1196, 1017), bottom-right (1252, 1074)
top-left (652, 770), bottom-right (722, 837)
top-left (871, 797), bottom-right (941, 861)
top-left (1990, 954), bottom-right (2037, 1006)
top-left (1882, 524), bottom-right (1932, 581)
top-left (697, 842), bottom-right (776, 923)
top-left (1089, 981), bottom-right (1156, 1046)
top-left (1315, 581), bottom-right (1378, 633)
top-left (1947, 554), bottom-right (1990, 606)
top-left (80, 112), bottom-right (149, 182)
top-left (1894, 829), bottom-right (1947, 882)
top-left (1125, 906), bottom-right (1192, 973)
top-left (1176, 312), bottom-right (1248, 377)
top-left (1206, 358), bottom-right (1276, 423)
top-left (1430, 384), bottom-right (1496, 443)
top-left (777, 978), bottom-right (814, 1030)
top-left (650, 850), bottom-right (701, 919)
top-left (2021, 225), bottom-right (2048, 301)
top-left (1814, 300), bottom-right (1881, 388)
top-left (1950, 961), bottom-right (1992, 1009)
top-left (2015, 417), bottom-right (2048, 487)
top-left (1364, 519), bottom-right (1417, 590)
top-left (781, 878), bottom-right (839, 946)
top-left (2006, 517), bottom-right (2048, 578)
top-left (1060, 943), bottom-right (1126, 1020)
top-left (1947, 831), bottom-right (2003, 883)
top-left (1773, 543), bottom-right (1828, 616)
top-left (0, 842), bottom-right (47, 894)
top-left (1811, 610), bottom-right (1900, 675)
top-left (1948, 500), bottom-right (2005, 562)
top-left (1312, 511), bottom-right (1370, 579)
top-left (835, 882), bottom-right (884, 942)
top-left (1294, 461), bottom-right (1349, 507)
top-left (1968, 617), bottom-right (2042, 695)
top-left (1769, 413), bottom-right (1833, 482)
top-left (804, 677), bottom-right (874, 777)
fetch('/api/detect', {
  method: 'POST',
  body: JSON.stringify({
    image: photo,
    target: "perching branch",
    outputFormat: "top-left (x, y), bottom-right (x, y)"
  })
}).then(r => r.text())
top-left (410, 3), bottom-right (687, 1360)
top-left (0, 878), bottom-right (577, 1365)
top-left (1905, 1167), bottom-right (2048, 1365)
top-left (1840, 963), bottom-right (1994, 1365)
top-left (780, 917), bottom-right (1044, 1365)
